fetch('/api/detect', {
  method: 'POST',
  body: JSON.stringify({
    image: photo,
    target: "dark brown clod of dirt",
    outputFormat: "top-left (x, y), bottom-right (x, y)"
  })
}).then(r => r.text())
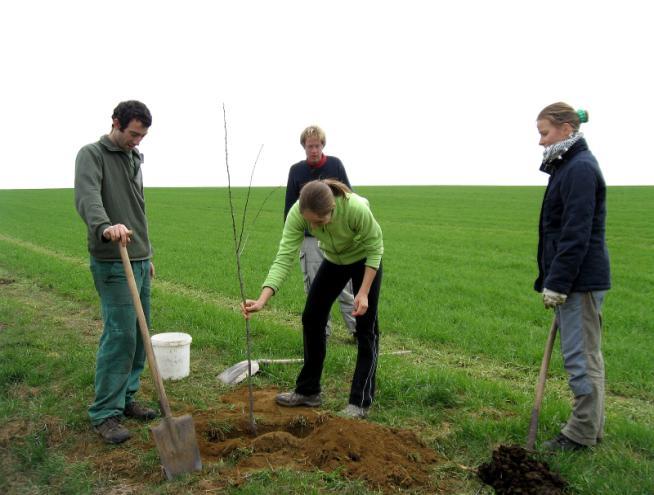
top-left (478, 445), bottom-right (567, 495)
top-left (193, 387), bottom-right (443, 492)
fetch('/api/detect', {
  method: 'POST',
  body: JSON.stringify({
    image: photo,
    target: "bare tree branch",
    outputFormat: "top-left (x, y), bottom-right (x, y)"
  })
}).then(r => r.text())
top-left (222, 103), bottom-right (256, 435)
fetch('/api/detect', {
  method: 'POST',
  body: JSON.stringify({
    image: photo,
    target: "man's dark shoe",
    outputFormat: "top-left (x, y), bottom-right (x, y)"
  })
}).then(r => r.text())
top-left (94, 416), bottom-right (131, 444)
top-left (124, 401), bottom-right (158, 420)
top-left (542, 433), bottom-right (587, 452)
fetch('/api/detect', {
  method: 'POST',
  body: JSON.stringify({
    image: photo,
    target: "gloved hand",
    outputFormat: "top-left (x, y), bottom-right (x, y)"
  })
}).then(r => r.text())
top-left (543, 288), bottom-right (567, 309)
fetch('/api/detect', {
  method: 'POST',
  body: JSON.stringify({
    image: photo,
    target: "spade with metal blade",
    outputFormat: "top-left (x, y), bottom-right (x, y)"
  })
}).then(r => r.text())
top-left (119, 244), bottom-right (202, 479)
top-left (526, 316), bottom-right (558, 450)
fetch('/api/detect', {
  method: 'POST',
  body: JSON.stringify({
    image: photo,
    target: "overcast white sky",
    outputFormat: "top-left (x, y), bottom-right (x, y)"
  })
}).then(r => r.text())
top-left (1, 0), bottom-right (652, 189)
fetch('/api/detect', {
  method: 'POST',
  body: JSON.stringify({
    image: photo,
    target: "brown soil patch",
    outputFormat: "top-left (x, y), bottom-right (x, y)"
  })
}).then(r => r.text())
top-left (0, 415), bottom-right (64, 448)
top-left (70, 433), bottom-right (161, 482)
top-left (63, 387), bottom-right (446, 492)
top-left (478, 445), bottom-right (567, 494)
top-left (193, 387), bottom-right (443, 492)
top-left (0, 419), bottom-right (29, 447)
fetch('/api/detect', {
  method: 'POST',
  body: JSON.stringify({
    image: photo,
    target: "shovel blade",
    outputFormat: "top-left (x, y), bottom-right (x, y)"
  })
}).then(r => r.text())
top-left (151, 415), bottom-right (202, 480)
top-left (217, 360), bottom-right (260, 385)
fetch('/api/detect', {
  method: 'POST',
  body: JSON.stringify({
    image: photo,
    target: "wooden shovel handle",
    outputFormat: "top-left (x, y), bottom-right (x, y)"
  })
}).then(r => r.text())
top-left (526, 316), bottom-right (558, 450)
top-left (119, 244), bottom-right (172, 418)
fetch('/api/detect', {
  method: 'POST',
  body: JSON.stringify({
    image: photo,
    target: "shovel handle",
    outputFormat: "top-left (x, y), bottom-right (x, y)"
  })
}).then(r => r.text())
top-left (256, 351), bottom-right (412, 365)
top-left (380, 350), bottom-right (412, 356)
top-left (257, 358), bottom-right (304, 364)
top-left (526, 316), bottom-right (558, 450)
top-left (119, 244), bottom-right (172, 418)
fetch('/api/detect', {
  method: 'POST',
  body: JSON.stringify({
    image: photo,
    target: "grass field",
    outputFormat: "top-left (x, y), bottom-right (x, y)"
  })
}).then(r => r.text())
top-left (1, 186), bottom-right (652, 494)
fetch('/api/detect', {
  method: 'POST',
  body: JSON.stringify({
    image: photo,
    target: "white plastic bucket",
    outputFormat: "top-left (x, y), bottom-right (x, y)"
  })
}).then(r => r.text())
top-left (151, 332), bottom-right (192, 380)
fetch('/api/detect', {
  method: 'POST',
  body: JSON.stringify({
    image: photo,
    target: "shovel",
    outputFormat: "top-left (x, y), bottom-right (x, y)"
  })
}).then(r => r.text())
top-left (526, 316), bottom-right (558, 450)
top-left (218, 358), bottom-right (303, 385)
top-left (218, 350), bottom-right (413, 385)
top-left (119, 244), bottom-right (202, 479)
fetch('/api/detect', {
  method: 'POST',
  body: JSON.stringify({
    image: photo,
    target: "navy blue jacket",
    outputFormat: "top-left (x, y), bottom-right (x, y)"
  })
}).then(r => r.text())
top-left (284, 156), bottom-right (351, 220)
top-left (534, 138), bottom-right (611, 294)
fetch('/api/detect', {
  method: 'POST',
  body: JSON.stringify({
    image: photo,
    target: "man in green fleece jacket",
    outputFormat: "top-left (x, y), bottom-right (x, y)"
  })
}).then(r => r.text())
top-left (74, 100), bottom-right (157, 444)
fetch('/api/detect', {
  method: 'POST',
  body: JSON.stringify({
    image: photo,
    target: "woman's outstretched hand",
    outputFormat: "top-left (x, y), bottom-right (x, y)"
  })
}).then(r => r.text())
top-left (240, 287), bottom-right (274, 319)
top-left (241, 299), bottom-right (264, 319)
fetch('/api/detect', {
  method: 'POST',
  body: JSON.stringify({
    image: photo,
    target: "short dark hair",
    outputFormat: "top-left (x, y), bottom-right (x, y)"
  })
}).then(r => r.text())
top-left (112, 100), bottom-right (152, 130)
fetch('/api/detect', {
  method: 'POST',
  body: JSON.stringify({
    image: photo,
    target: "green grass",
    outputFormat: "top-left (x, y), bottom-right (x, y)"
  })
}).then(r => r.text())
top-left (223, 469), bottom-right (375, 494)
top-left (1, 186), bottom-right (653, 494)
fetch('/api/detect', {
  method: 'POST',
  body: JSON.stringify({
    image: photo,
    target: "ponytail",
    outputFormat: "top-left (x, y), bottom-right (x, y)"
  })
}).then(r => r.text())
top-left (322, 178), bottom-right (351, 198)
top-left (299, 179), bottom-right (351, 216)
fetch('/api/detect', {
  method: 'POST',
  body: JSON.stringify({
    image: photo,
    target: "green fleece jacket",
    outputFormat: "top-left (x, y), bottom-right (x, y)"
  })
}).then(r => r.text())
top-left (263, 193), bottom-right (383, 293)
top-left (74, 135), bottom-right (153, 260)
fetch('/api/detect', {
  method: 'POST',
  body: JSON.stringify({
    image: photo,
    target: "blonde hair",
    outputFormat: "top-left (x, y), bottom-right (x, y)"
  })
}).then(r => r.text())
top-left (299, 179), bottom-right (351, 216)
top-left (300, 125), bottom-right (326, 147)
top-left (537, 102), bottom-right (588, 132)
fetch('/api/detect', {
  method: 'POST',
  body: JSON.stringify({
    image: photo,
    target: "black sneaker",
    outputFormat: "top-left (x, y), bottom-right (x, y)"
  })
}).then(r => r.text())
top-left (94, 416), bottom-right (131, 444)
top-left (275, 391), bottom-right (322, 407)
top-left (543, 433), bottom-right (587, 452)
top-left (124, 401), bottom-right (158, 420)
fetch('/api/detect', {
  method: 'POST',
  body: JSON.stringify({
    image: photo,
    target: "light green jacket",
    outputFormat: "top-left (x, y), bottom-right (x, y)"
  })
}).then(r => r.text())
top-left (263, 193), bottom-right (383, 293)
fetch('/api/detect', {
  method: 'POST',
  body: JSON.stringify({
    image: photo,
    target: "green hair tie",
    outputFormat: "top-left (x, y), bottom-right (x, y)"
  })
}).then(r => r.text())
top-left (576, 109), bottom-right (589, 123)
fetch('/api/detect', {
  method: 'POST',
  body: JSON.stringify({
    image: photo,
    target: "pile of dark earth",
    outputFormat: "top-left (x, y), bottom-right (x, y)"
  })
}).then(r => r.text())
top-left (477, 444), bottom-right (568, 495)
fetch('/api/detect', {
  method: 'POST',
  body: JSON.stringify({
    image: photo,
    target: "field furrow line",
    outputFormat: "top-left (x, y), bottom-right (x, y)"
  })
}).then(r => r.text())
top-left (0, 232), bottom-right (87, 267)
top-left (0, 232), bottom-right (301, 330)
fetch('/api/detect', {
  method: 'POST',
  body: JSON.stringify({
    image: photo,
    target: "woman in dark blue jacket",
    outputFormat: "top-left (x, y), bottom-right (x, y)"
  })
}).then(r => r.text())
top-left (535, 102), bottom-right (610, 451)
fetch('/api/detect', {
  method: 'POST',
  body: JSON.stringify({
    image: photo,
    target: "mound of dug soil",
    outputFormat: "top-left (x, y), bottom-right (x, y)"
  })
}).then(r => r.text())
top-left (477, 445), bottom-right (567, 494)
top-left (193, 387), bottom-right (442, 492)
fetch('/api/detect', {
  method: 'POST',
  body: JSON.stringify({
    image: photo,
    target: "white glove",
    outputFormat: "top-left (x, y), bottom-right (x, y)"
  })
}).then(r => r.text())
top-left (543, 288), bottom-right (567, 309)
